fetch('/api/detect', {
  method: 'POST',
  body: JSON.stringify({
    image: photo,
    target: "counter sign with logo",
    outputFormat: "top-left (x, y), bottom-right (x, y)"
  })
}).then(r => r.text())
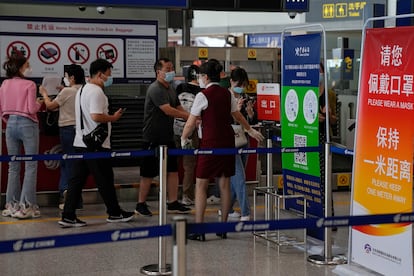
top-left (256, 83), bottom-right (280, 121)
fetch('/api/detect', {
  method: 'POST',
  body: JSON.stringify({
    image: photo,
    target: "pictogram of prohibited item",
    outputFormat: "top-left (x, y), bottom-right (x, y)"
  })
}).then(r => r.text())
top-left (68, 42), bottom-right (90, 65)
top-left (7, 41), bottom-right (31, 59)
top-left (38, 42), bottom-right (61, 64)
top-left (96, 43), bottom-right (118, 64)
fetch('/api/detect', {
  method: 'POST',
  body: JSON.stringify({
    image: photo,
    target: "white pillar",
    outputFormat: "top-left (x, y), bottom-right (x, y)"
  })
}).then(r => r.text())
top-left (386, 0), bottom-right (397, 27)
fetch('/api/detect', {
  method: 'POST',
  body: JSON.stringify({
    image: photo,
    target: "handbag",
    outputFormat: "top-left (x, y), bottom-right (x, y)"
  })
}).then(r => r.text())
top-left (232, 124), bottom-right (248, 148)
top-left (38, 110), bottom-right (59, 136)
top-left (79, 85), bottom-right (108, 151)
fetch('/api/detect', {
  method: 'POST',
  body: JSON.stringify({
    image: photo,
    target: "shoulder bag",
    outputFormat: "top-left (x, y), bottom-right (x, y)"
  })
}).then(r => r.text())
top-left (79, 85), bottom-right (108, 151)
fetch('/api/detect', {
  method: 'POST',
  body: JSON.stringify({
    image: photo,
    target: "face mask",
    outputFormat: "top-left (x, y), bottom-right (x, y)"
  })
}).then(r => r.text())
top-left (63, 77), bottom-right (70, 87)
top-left (198, 76), bottom-right (206, 88)
top-left (103, 76), bottom-right (113, 87)
top-left (319, 73), bottom-right (324, 84)
top-left (23, 67), bottom-right (32, 77)
top-left (164, 71), bottom-right (175, 83)
top-left (233, 87), bottom-right (244, 94)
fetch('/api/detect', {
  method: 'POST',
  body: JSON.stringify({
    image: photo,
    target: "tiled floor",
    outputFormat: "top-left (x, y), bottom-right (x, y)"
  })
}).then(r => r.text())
top-left (0, 191), bottom-right (354, 276)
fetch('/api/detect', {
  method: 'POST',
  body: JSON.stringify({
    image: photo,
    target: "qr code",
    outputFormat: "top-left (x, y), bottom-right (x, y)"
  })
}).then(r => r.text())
top-left (294, 134), bottom-right (307, 165)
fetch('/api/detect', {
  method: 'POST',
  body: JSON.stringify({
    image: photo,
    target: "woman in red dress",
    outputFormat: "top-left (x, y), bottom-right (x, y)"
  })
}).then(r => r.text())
top-left (181, 60), bottom-right (263, 240)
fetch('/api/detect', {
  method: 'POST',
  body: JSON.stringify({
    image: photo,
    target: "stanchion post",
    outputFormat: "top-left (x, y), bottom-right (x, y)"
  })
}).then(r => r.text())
top-left (172, 216), bottom-right (187, 276)
top-left (141, 145), bottom-right (172, 275)
top-left (265, 127), bottom-right (274, 221)
top-left (324, 142), bottom-right (333, 260)
top-left (307, 142), bottom-right (347, 265)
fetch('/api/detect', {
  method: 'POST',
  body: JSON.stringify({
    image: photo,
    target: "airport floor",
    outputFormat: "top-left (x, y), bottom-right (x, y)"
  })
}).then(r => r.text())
top-left (0, 185), bottom-right (354, 276)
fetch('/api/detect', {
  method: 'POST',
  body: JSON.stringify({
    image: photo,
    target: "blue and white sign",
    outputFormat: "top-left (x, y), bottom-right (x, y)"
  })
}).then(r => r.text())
top-left (246, 33), bottom-right (281, 48)
top-left (282, 33), bottom-right (321, 87)
top-left (284, 0), bottom-right (309, 12)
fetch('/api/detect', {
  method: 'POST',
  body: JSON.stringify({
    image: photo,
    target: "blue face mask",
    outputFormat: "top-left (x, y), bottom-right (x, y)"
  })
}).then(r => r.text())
top-left (164, 71), bottom-right (175, 83)
top-left (319, 73), bottom-right (324, 84)
top-left (104, 76), bottom-right (113, 87)
top-left (233, 86), bottom-right (244, 94)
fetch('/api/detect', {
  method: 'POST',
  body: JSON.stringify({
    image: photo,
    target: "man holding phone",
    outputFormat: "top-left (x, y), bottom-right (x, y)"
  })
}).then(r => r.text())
top-left (59, 58), bottom-right (135, 227)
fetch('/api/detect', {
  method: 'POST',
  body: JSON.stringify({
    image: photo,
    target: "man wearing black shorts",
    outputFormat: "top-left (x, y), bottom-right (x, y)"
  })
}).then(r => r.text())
top-left (135, 58), bottom-right (191, 216)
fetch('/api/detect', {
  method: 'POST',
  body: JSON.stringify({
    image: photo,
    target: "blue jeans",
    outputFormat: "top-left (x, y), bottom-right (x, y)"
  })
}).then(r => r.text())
top-left (59, 125), bottom-right (75, 195)
top-left (5, 115), bottom-right (39, 205)
top-left (230, 154), bottom-right (250, 216)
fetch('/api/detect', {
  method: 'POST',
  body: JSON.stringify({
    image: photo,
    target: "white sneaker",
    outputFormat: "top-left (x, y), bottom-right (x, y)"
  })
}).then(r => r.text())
top-left (240, 215), bottom-right (250, 221)
top-left (181, 195), bottom-right (194, 206)
top-left (13, 204), bottom-right (41, 219)
top-left (207, 195), bottom-right (221, 204)
top-left (2, 202), bottom-right (19, 217)
top-left (217, 210), bottom-right (241, 218)
top-left (229, 211), bottom-right (241, 218)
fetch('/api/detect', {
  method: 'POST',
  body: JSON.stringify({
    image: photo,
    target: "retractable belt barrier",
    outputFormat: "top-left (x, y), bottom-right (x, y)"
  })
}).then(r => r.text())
top-left (1, 212), bottom-right (413, 254)
top-left (0, 146), bottom-right (327, 163)
top-left (0, 143), bottom-right (357, 256)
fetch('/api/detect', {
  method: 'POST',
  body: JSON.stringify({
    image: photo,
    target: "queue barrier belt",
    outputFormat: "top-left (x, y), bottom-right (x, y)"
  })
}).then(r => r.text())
top-left (0, 212), bottom-right (413, 254)
top-left (0, 144), bottom-right (357, 254)
top-left (0, 145), bottom-right (329, 163)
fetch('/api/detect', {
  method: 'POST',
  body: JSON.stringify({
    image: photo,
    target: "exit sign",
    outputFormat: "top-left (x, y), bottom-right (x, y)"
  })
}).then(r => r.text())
top-left (284, 0), bottom-right (309, 12)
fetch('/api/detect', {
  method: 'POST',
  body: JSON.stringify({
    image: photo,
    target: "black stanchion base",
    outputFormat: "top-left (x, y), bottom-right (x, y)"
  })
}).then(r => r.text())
top-left (307, 254), bottom-right (347, 265)
top-left (140, 264), bottom-right (172, 275)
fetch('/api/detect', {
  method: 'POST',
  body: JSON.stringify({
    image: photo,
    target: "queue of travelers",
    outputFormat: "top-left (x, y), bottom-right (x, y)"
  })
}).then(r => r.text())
top-left (0, 56), bottom-right (263, 236)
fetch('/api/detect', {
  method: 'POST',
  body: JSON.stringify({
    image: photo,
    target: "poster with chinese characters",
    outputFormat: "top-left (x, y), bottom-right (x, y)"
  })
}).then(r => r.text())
top-left (350, 27), bottom-right (414, 275)
top-left (281, 33), bottom-right (323, 239)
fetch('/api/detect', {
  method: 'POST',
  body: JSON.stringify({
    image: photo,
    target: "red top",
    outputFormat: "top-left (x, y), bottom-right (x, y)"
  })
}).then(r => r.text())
top-left (196, 84), bottom-right (235, 178)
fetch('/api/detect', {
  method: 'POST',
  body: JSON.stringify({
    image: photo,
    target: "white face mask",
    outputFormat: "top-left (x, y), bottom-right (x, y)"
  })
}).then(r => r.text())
top-left (198, 76), bottom-right (206, 88)
top-left (23, 67), bottom-right (32, 77)
top-left (319, 73), bottom-right (324, 84)
top-left (63, 77), bottom-right (70, 87)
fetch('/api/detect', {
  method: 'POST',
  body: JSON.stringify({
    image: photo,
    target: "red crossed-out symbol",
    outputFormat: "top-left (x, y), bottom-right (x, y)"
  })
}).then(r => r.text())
top-left (96, 43), bottom-right (118, 64)
top-left (7, 41), bottom-right (31, 59)
top-left (38, 42), bottom-right (61, 64)
top-left (68, 42), bottom-right (90, 65)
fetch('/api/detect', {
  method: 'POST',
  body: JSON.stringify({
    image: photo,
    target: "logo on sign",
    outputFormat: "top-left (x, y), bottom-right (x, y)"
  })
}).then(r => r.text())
top-left (295, 46), bottom-right (310, 57)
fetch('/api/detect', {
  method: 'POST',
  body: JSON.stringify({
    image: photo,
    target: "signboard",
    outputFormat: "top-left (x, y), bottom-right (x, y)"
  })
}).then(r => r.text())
top-left (246, 33), bottom-right (281, 48)
top-left (281, 33), bottom-right (323, 239)
top-left (332, 48), bottom-right (354, 81)
top-left (0, 16), bottom-right (157, 83)
top-left (256, 83), bottom-right (280, 121)
top-left (9, 0), bottom-right (188, 8)
top-left (283, 0), bottom-right (309, 12)
top-left (307, 0), bottom-right (387, 22)
top-left (350, 27), bottom-right (414, 275)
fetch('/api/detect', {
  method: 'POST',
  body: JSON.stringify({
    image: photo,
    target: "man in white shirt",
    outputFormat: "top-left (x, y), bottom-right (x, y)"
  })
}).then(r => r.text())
top-left (59, 58), bottom-right (134, 227)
